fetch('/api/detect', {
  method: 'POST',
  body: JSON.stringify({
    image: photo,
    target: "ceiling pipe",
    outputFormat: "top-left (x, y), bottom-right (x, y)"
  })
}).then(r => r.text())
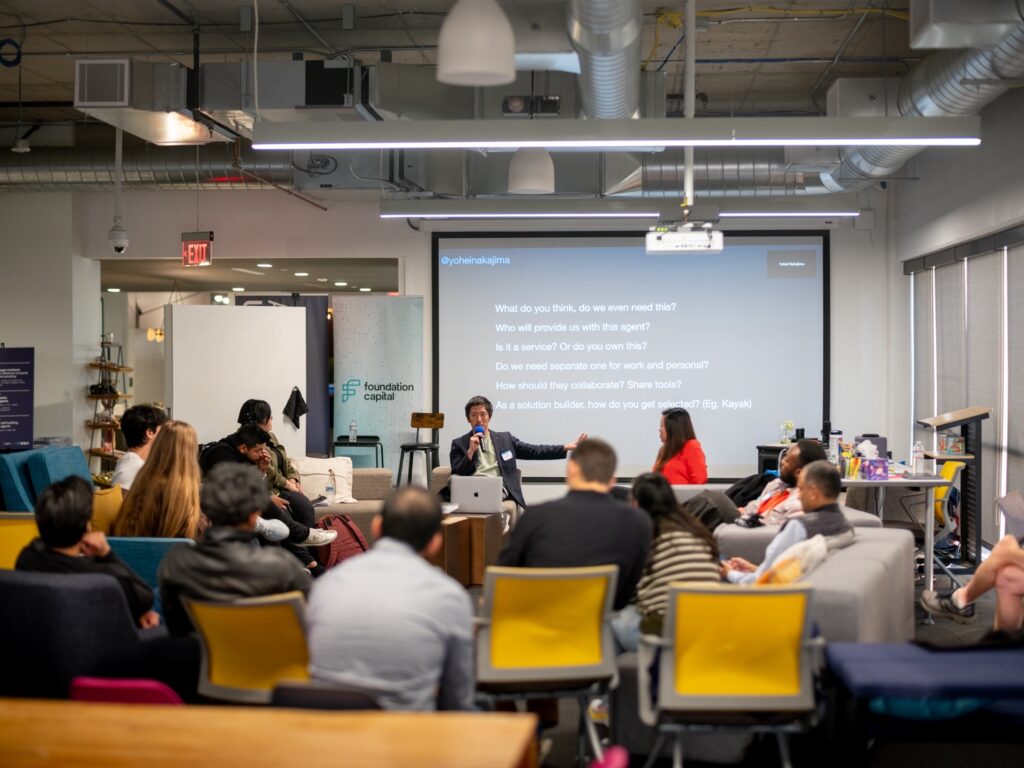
top-left (0, 145), bottom-right (294, 189)
top-left (821, 22), bottom-right (1024, 192)
top-left (567, 0), bottom-right (642, 119)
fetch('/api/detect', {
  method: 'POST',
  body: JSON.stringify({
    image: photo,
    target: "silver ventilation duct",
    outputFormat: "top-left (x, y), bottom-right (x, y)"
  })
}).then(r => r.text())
top-left (606, 149), bottom-right (832, 197)
top-left (821, 23), bottom-right (1024, 192)
top-left (567, 0), bottom-right (642, 119)
top-left (0, 146), bottom-right (293, 190)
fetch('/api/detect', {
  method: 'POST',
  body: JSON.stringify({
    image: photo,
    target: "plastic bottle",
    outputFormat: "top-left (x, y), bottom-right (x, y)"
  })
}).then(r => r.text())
top-left (828, 430), bottom-right (843, 464)
top-left (348, 420), bottom-right (357, 442)
top-left (326, 469), bottom-right (337, 501)
top-left (912, 441), bottom-right (925, 474)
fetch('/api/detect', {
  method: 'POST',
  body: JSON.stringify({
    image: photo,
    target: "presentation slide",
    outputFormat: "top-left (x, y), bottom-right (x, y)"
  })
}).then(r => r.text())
top-left (435, 234), bottom-right (827, 478)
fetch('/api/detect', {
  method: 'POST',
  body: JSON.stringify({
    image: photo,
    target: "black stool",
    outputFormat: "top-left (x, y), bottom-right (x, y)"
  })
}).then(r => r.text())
top-left (397, 412), bottom-right (444, 485)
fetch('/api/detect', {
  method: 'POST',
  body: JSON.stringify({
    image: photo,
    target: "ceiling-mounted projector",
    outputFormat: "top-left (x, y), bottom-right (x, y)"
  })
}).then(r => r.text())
top-left (645, 223), bottom-right (724, 254)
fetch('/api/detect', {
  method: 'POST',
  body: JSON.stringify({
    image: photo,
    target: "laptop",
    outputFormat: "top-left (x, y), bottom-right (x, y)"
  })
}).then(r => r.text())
top-left (450, 476), bottom-right (504, 515)
top-left (997, 490), bottom-right (1024, 541)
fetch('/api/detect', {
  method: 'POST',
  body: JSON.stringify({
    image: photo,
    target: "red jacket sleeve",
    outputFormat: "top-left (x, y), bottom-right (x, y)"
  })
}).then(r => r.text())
top-left (661, 439), bottom-right (708, 484)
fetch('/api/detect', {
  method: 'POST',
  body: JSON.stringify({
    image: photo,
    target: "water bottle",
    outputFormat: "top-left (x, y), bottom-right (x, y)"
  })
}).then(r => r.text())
top-left (912, 441), bottom-right (925, 474)
top-left (326, 469), bottom-right (336, 501)
top-left (348, 420), bottom-right (357, 442)
top-left (828, 430), bottom-right (843, 464)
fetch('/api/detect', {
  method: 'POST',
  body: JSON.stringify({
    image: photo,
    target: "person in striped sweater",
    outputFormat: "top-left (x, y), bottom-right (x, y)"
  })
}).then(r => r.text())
top-left (611, 472), bottom-right (721, 652)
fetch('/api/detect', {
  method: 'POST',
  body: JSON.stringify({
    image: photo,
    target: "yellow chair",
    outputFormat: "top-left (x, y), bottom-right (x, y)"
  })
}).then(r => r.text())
top-left (475, 565), bottom-right (619, 764)
top-left (637, 583), bottom-right (820, 768)
top-left (90, 485), bottom-right (123, 534)
top-left (898, 460), bottom-right (965, 585)
top-left (184, 591), bottom-right (310, 704)
top-left (0, 513), bottom-right (39, 569)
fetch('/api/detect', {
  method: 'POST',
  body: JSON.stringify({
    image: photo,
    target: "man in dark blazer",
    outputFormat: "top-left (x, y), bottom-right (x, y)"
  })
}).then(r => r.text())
top-left (449, 395), bottom-right (586, 509)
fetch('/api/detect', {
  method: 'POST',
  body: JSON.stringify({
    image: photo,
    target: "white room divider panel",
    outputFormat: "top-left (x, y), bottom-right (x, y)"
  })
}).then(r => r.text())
top-left (165, 305), bottom-right (307, 459)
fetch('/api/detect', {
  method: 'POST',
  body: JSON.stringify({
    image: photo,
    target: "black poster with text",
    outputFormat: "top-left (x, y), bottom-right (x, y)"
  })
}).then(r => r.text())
top-left (0, 347), bottom-right (34, 450)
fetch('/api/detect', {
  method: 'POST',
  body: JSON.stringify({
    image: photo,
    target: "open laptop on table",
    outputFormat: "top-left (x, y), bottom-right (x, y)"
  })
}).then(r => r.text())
top-left (450, 476), bottom-right (504, 515)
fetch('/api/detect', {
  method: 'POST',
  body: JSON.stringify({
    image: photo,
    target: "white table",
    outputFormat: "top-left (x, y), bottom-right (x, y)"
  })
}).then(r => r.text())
top-left (842, 475), bottom-right (952, 599)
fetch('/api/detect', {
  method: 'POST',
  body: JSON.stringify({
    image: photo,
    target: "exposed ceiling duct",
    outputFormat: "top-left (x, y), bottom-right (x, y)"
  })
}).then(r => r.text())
top-left (568, 0), bottom-right (642, 119)
top-left (0, 146), bottom-right (293, 190)
top-left (821, 23), bottom-right (1024, 192)
top-left (606, 149), bottom-right (831, 198)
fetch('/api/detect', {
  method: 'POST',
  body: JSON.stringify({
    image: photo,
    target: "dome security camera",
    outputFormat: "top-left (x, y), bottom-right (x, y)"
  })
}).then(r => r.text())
top-left (108, 222), bottom-right (129, 254)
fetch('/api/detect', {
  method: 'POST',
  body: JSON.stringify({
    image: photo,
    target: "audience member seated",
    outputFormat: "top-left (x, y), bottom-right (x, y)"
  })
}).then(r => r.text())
top-left (111, 420), bottom-right (205, 540)
top-left (722, 460), bottom-right (853, 584)
top-left (199, 423), bottom-right (336, 572)
top-left (17, 476), bottom-right (159, 628)
top-left (306, 485), bottom-right (473, 711)
top-left (111, 404), bottom-right (167, 491)
top-left (236, 398), bottom-right (318, 537)
top-left (653, 407), bottom-right (708, 485)
top-left (735, 438), bottom-right (828, 525)
top-left (158, 463), bottom-right (313, 637)
top-left (612, 473), bottom-right (721, 652)
top-left (448, 394), bottom-right (586, 509)
top-left (499, 438), bottom-right (652, 612)
top-left (922, 533), bottom-right (1024, 630)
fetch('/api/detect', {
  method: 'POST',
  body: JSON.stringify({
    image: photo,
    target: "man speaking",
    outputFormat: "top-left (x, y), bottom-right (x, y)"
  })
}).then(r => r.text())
top-left (450, 395), bottom-right (586, 509)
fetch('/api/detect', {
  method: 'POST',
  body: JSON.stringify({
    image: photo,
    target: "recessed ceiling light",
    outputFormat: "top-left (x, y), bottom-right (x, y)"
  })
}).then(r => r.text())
top-left (334, 281), bottom-right (348, 287)
top-left (316, 278), bottom-right (328, 282)
top-left (359, 287), bottom-right (372, 292)
top-left (232, 287), bottom-right (245, 292)
top-left (106, 288), bottom-right (121, 293)
top-left (256, 262), bottom-right (273, 268)
top-left (294, 272), bottom-right (309, 277)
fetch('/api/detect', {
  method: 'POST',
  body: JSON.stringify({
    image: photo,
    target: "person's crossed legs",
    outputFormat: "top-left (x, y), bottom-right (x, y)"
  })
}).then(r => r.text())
top-left (922, 534), bottom-right (1024, 628)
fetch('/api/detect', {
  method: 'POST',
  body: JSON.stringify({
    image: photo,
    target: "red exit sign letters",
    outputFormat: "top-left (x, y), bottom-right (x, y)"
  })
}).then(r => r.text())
top-left (181, 231), bottom-right (215, 267)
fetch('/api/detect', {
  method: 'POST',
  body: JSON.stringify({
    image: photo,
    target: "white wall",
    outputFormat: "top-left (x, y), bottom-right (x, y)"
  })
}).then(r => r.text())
top-left (165, 304), bottom-right (308, 456)
top-left (0, 193), bottom-right (100, 452)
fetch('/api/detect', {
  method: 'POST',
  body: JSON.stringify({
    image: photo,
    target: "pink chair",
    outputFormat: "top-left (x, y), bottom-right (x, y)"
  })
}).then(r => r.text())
top-left (70, 677), bottom-right (184, 705)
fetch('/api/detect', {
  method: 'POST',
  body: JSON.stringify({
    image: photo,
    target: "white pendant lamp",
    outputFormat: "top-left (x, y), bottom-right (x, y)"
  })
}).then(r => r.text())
top-left (508, 148), bottom-right (555, 194)
top-left (437, 0), bottom-right (516, 86)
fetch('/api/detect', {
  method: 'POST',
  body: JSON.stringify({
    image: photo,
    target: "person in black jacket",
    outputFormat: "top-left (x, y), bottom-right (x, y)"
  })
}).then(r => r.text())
top-left (449, 395), bottom-right (586, 509)
top-left (199, 423), bottom-right (335, 574)
top-left (498, 438), bottom-right (652, 611)
top-left (159, 463), bottom-right (312, 636)
top-left (17, 475), bottom-right (158, 628)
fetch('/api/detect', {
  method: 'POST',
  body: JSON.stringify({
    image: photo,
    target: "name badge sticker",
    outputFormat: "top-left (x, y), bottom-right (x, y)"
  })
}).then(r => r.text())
top-left (501, 450), bottom-right (514, 461)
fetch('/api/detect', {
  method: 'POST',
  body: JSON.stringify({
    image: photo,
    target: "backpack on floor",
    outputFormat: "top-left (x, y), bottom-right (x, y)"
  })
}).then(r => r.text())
top-left (314, 514), bottom-right (369, 568)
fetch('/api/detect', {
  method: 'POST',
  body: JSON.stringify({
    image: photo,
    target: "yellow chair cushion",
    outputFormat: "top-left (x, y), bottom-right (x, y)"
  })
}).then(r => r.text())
top-left (491, 575), bottom-right (606, 670)
top-left (91, 485), bottom-right (123, 534)
top-left (673, 590), bottom-right (805, 697)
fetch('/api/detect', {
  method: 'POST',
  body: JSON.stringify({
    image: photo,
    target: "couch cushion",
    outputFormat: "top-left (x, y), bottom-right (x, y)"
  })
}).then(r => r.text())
top-left (715, 506), bottom-right (881, 562)
top-left (0, 449), bottom-right (43, 511)
top-left (291, 456), bottom-right (356, 503)
top-left (27, 447), bottom-right (93, 497)
top-left (91, 485), bottom-right (124, 534)
top-left (351, 468), bottom-right (394, 502)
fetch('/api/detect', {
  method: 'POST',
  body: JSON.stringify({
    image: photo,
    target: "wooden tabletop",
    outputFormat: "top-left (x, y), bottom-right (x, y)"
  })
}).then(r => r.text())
top-left (0, 699), bottom-right (538, 768)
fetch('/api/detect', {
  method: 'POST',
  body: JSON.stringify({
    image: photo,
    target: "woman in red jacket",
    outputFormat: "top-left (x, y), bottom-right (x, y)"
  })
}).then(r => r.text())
top-left (653, 407), bottom-right (708, 484)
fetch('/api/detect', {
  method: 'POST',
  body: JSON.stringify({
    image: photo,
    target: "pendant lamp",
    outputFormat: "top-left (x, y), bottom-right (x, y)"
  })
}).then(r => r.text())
top-left (508, 148), bottom-right (555, 194)
top-left (437, 0), bottom-right (516, 86)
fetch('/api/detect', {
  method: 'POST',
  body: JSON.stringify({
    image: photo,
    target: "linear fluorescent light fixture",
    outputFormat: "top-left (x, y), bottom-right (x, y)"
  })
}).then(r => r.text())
top-left (253, 116), bottom-right (980, 151)
top-left (379, 199), bottom-right (661, 220)
top-left (719, 210), bottom-right (860, 218)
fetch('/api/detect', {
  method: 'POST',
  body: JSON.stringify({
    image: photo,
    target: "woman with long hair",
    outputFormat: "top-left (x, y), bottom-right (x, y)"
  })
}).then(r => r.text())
top-left (612, 472), bottom-right (720, 651)
top-left (111, 420), bottom-right (203, 540)
top-left (652, 407), bottom-right (708, 484)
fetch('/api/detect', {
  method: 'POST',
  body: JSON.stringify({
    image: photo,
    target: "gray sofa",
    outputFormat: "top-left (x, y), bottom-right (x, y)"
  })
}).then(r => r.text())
top-left (311, 467), bottom-right (393, 544)
top-left (612, 514), bottom-right (915, 762)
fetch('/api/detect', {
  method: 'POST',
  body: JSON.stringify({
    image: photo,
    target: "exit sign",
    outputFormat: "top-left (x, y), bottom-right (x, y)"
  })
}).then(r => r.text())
top-left (182, 231), bottom-right (214, 267)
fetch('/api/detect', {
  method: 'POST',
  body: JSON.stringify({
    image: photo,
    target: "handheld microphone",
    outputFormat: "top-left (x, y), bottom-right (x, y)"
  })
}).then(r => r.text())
top-left (473, 425), bottom-right (485, 453)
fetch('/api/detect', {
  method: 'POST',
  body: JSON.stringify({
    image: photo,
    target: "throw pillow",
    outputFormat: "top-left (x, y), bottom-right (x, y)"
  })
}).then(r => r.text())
top-left (91, 485), bottom-right (124, 533)
top-left (290, 456), bottom-right (357, 503)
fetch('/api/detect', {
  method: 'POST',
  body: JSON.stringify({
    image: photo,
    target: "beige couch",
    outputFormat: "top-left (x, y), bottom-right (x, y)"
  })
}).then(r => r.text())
top-left (312, 467), bottom-right (392, 543)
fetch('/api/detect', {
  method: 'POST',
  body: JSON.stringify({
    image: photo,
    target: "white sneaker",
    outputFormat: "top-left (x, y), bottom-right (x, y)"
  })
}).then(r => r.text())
top-left (255, 517), bottom-right (289, 542)
top-left (300, 528), bottom-right (338, 547)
